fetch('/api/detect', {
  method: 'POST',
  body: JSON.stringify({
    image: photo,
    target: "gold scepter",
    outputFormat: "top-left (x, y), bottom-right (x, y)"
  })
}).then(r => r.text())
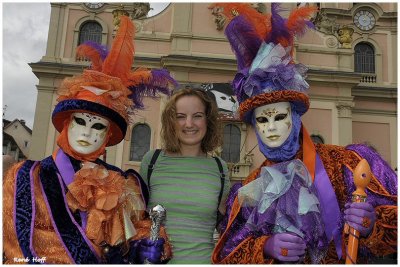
top-left (345, 159), bottom-right (372, 264)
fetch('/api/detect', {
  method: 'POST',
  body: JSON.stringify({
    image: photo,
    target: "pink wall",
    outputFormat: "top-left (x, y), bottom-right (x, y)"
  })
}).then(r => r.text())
top-left (352, 121), bottom-right (391, 163)
top-left (302, 108), bottom-right (333, 144)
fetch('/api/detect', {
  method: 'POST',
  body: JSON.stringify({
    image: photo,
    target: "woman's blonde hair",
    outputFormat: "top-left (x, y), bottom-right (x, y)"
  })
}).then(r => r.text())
top-left (161, 88), bottom-right (222, 154)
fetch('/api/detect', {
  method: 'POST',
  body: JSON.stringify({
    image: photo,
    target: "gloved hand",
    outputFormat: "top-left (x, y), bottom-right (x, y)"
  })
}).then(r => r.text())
top-left (263, 233), bottom-right (306, 262)
top-left (344, 202), bottom-right (376, 237)
top-left (102, 244), bottom-right (125, 264)
top-left (136, 238), bottom-right (165, 264)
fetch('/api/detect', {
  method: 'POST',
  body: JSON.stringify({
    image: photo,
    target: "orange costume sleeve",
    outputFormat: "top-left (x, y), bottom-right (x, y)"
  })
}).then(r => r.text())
top-left (3, 162), bottom-right (72, 264)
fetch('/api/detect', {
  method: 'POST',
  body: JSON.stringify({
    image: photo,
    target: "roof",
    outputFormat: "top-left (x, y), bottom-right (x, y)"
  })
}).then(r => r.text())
top-left (3, 119), bottom-right (32, 134)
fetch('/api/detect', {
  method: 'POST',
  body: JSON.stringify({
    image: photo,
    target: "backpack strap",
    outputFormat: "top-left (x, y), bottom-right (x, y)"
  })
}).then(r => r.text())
top-left (213, 156), bottom-right (225, 207)
top-left (147, 149), bottom-right (162, 185)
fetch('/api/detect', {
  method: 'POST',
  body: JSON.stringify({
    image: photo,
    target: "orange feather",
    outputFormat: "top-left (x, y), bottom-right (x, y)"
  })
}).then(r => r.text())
top-left (76, 44), bottom-right (103, 72)
top-left (126, 69), bottom-right (152, 87)
top-left (210, 3), bottom-right (271, 39)
top-left (102, 16), bottom-right (135, 84)
top-left (286, 6), bottom-right (318, 35)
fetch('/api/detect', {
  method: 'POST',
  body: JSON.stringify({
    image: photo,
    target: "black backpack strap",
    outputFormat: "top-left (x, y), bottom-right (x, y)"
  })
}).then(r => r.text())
top-left (148, 149), bottom-right (162, 186)
top-left (213, 156), bottom-right (225, 207)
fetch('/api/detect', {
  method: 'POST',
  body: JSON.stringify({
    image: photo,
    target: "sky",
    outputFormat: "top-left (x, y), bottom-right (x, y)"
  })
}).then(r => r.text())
top-left (2, 2), bottom-right (170, 130)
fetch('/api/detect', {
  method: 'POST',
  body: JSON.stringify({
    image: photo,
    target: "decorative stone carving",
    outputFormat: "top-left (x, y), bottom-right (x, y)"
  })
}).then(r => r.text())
top-left (244, 152), bottom-right (254, 164)
top-left (112, 5), bottom-right (129, 31)
top-left (337, 26), bottom-right (354, 49)
top-left (209, 3), bottom-right (265, 31)
top-left (131, 3), bottom-right (151, 19)
top-left (325, 36), bottom-right (338, 48)
top-left (313, 10), bottom-right (339, 35)
top-left (251, 3), bottom-right (267, 14)
top-left (336, 101), bottom-right (354, 118)
top-left (209, 5), bottom-right (226, 31)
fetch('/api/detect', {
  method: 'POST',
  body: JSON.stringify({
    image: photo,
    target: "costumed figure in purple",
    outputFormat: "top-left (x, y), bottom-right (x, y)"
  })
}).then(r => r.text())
top-left (210, 3), bottom-right (397, 264)
top-left (3, 16), bottom-right (178, 264)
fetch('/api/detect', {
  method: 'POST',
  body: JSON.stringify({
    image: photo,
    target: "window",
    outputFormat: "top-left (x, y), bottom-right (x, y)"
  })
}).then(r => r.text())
top-left (79, 21), bottom-right (102, 45)
top-left (130, 124), bottom-right (151, 161)
top-left (354, 43), bottom-right (375, 73)
top-left (24, 141), bottom-right (29, 148)
top-left (222, 124), bottom-right (241, 163)
top-left (311, 134), bottom-right (325, 144)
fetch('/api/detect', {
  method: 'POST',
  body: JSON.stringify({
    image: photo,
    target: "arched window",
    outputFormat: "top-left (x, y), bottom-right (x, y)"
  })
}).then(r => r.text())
top-left (222, 124), bottom-right (241, 163)
top-left (130, 124), bottom-right (151, 161)
top-left (79, 21), bottom-right (102, 45)
top-left (311, 134), bottom-right (325, 144)
top-left (354, 43), bottom-right (375, 73)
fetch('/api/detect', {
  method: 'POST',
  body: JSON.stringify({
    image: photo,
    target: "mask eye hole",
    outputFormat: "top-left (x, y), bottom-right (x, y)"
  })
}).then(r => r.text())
top-left (275, 114), bottom-right (287, 121)
top-left (92, 123), bottom-right (107, 130)
top-left (74, 116), bottom-right (86, 126)
top-left (256, 117), bottom-right (268, 123)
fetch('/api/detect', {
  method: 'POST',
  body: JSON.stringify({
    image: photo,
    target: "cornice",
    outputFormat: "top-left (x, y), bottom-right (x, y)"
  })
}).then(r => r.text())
top-left (160, 54), bottom-right (237, 73)
top-left (29, 61), bottom-right (85, 79)
top-left (352, 86), bottom-right (397, 99)
top-left (353, 108), bottom-right (397, 117)
top-left (307, 69), bottom-right (362, 87)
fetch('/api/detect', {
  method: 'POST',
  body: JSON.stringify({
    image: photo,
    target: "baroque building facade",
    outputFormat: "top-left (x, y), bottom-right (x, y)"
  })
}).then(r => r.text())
top-left (29, 3), bottom-right (397, 182)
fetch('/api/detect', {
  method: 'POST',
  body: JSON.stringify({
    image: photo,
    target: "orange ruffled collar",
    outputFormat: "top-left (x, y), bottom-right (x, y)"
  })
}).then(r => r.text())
top-left (66, 162), bottom-right (144, 246)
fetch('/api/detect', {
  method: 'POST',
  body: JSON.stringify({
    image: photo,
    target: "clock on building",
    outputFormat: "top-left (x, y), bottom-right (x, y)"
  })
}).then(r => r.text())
top-left (84, 3), bottom-right (105, 9)
top-left (353, 10), bottom-right (376, 31)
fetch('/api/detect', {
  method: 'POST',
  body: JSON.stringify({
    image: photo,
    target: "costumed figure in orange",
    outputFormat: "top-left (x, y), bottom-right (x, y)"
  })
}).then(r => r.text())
top-left (210, 3), bottom-right (397, 264)
top-left (3, 16), bottom-right (177, 264)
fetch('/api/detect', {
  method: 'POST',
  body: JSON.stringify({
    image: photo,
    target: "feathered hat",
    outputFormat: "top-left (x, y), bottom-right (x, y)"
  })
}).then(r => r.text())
top-left (52, 16), bottom-right (178, 146)
top-left (211, 3), bottom-right (317, 123)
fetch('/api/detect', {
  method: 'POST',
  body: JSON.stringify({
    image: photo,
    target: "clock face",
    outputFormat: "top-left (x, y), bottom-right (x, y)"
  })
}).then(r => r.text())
top-left (354, 10), bottom-right (376, 31)
top-left (84, 3), bottom-right (105, 9)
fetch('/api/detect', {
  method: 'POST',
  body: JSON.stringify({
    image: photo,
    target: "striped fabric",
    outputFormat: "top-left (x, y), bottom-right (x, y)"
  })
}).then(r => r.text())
top-left (140, 150), bottom-right (230, 264)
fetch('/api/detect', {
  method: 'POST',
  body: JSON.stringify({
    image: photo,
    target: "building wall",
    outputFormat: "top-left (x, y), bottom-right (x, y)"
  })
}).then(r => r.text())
top-left (3, 120), bottom-right (32, 158)
top-left (29, 3), bottom-right (397, 180)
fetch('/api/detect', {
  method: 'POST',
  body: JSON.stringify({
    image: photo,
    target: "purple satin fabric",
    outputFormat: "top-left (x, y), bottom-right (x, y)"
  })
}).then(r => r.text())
top-left (314, 154), bottom-right (342, 258)
top-left (218, 144), bottom-right (397, 262)
top-left (54, 150), bottom-right (88, 230)
top-left (29, 161), bottom-right (40, 258)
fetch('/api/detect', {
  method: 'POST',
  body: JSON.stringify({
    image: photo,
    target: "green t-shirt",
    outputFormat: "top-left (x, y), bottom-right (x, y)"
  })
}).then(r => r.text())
top-left (140, 150), bottom-right (230, 264)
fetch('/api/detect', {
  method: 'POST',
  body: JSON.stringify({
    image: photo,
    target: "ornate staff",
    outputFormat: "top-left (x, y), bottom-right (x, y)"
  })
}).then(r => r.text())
top-left (345, 159), bottom-right (372, 264)
top-left (149, 204), bottom-right (167, 241)
top-left (145, 204), bottom-right (166, 264)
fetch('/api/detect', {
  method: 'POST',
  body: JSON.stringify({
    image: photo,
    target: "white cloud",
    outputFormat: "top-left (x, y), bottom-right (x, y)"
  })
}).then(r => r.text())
top-left (2, 3), bottom-right (51, 129)
top-left (2, 2), bottom-right (170, 129)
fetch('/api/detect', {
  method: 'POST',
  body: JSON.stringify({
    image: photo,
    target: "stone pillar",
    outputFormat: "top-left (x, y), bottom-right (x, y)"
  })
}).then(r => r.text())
top-left (29, 79), bottom-right (57, 160)
top-left (336, 101), bottom-right (354, 146)
top-left (42, 3), bottom-right (65, 61)
top-left (171, 3), bottom-right (192, 55)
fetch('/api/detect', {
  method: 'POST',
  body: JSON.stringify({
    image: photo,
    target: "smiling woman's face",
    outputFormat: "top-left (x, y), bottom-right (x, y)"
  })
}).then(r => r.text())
top-left (67, 112), bottom-right (109, 154)
top-left (254, 102), bottom-right (292, 148)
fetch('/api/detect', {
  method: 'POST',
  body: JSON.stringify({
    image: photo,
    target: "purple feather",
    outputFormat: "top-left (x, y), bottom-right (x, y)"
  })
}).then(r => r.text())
top-left (225, 15), bottom-right (262, 71)
top-left (82, 41), bottom-right (109, 61)
top-left (128, 69), bottom-right (178, 109)
top-left (265, 3), bottom-right (291, 45)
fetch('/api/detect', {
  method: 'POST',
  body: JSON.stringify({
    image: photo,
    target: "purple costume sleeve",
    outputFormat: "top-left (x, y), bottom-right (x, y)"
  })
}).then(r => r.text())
top-left (218, 183), bottom-right (274, 260)
top-left (217, 144), bottom-right (397, 263)
top-left (344, 144), bottom-right (397, 206)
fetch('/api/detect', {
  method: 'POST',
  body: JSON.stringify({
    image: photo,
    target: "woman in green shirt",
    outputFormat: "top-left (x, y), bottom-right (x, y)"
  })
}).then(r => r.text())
top-left (140, 88), bottom-right (230, 264)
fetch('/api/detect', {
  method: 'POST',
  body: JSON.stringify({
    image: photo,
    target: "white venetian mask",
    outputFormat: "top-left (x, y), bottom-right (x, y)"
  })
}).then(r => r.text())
top-left (254, 102), bottom-right (292, 148)
top-left (67, 112), bottom-right (110, 155)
